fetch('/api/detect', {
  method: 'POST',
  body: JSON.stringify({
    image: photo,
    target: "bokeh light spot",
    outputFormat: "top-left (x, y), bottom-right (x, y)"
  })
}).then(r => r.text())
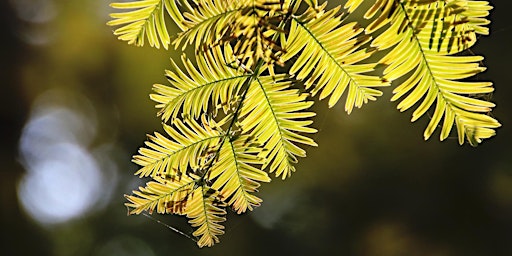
top-left (17, 89), bottom-right (116, 226)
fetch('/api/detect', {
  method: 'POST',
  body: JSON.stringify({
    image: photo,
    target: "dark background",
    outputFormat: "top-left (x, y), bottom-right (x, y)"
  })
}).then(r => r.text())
top-left (1, 1), bottom-right (511, 255)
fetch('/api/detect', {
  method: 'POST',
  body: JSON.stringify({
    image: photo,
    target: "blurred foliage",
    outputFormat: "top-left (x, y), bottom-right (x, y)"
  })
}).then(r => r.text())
top-left (1, 0), bottom-right (512, 255)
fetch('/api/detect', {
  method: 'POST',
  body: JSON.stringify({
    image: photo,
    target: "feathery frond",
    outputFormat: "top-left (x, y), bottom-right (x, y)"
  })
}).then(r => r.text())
top-left (132, 116), bottom-right (224, 178)
top-left (125, 174), bottom-right (196, 215)
top-left (364, 0), bottom-right (492, 53)
top-left (208, 136), bottom-right (270, 213)
top-left (368, 0), bottom-right (499, 145)
top-left (239, 75), bottom-right (317, 179)
top-left (108, 0), bottom-right (185, 49)
top-left (151, 45), bottom-right (250, 123)
top-left (174, 0), bottom-right (290, 67)
top-left (126, 169), bottom-right (227, 248)
top-left (409, 0), bottom-right (492, 54)
top-left (173, 0), bottom-right (246, 50)
top-left (282, 5), bottom-right (389, 113)
top-left (186, 186), bottom-right (227, 247)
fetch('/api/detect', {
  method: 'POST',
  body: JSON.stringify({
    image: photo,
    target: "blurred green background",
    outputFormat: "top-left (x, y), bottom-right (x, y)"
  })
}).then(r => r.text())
top-left (1, 1), bottom-right (511, 255)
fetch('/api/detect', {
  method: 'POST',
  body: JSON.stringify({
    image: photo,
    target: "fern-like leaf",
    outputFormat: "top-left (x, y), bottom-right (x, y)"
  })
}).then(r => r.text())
top-left (208, 136), bottom-right (270, 213)
top-left (173, 0), bottom-right (247, 50)
top-left (239, 74), bottom-right (317, 179)
top-left (410, 0), bottom-right (492, 54)
top-left (364, 0), bottom-right (492, 53)
top-left (126, 174), bottom-right (227, 247)
top-left (282, 5), bottom-right (389, 113)
top-left (151, 45), bottom-right (250, 123)
top-left (174, 0), bottom-right (289, 67)
top-left (369, 0), bottom-right (500, 145)
top-left (108, 0), bottom-right (185, 49)
top-left (186, 186), bottom-right (227, 247)
top-left (132, 116), bottom-right (224, 178)
top-left (125, 174), bottom-right (196, 215)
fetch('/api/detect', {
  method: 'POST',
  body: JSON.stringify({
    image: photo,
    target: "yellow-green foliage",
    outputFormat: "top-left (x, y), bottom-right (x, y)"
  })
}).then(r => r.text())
top-left (108, 0), bottom-right (500, 247)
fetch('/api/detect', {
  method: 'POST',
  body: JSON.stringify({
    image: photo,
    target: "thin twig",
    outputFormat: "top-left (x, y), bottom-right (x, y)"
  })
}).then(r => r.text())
top-left (142, 213), bottom-right (198, 243)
